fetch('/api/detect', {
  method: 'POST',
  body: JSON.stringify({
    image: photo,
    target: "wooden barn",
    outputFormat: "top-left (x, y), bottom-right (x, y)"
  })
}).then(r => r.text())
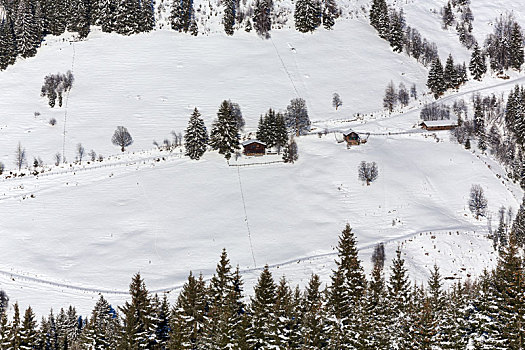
top-left (242, 140), bottom-right (267, 156)
top-left (420, 120), bottom-right (458, 131)
top-left (343, 129), bottom-right (361, 146)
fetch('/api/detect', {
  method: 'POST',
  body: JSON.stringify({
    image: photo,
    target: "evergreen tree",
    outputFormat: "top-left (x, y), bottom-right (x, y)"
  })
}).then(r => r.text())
top-left (282, 137), bottom-right (298, 163)
top-left (300, 274), bottom-right (327, 348)
top-left (388, 9), bottom-right (404, 53)
top-left (274, 112), bottom-right (288, 153)
top-left (469, 43), bottom-right (487, 81)
top-left (512, 196), bottom-right (525, 246)
top-left (0, 20), bottom-right (17, 70)
top-left (0, 312), bottom-right (9, 349)
top-left (387, 248), bottom-right (413, 349)
top-left (444, 54), bottom-right (459, 90)
top-left (119, 273), bottom-right (156, 349)
top-left (294, 0), bottom-right (322, 33)
top-left (223, 0), bottom-right (236, 35)
top-left (369, 0), bottom-right (389, 39)
top-left (153, 294), bottom-right (170, 348)
top-left (274, 277), bottom-right (301, 348)
top-left (68, 0), bottom-right (91, 38)
top-left (248, 265), bottom-right (277, 349)
top-left (140, 0), bottom-right (155, 32)
top-left (442, 1), bottom-right (454, 29)
top-left (115, 0), bottom-right (140, 35)
top-left (20, 306), bottom-right (37, 349)
top-left (99, 0), bottom-right (116, 32)
top-left (184, 107), bottom-right (208, 160)
top-left (427, 57), bottom-right (446, 98)
top-left (510, 22), bottom-right (524, 70)
top-left (322, 0), bottom-right (338, 30)
top-left (9, 302), bottom-right (21, 349)
top-left (253, 0), bottom-right (273, 38)
top-left (169, 272), bottom-right (208, 349)
top-left (285, 97), bottom-right (310, 136)
top-left (14, 0), bottom-right (38, 58)
top-left (209, 100), bottom-right (241, 160)
top-left (80, 294), bottom-right (120, 349)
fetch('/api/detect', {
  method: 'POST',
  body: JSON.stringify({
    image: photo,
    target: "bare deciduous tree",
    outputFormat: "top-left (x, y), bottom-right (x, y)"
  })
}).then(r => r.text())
top-left (88, 150), bottom-right (96, 162)
top-left (112, 126), bottom-right (133, 152)
top-left (15, 142), bottom-right (26, 172)
top-left (76, 143), bottom-right (85, 163)
top-left (469, 184), bottom-right (488, 219)
top-left (54, 152), bottom-right (61, 166)
top-left (358, 161), bottom-right (379, 185)
top-left (332, 93), bottom-right (343, 110)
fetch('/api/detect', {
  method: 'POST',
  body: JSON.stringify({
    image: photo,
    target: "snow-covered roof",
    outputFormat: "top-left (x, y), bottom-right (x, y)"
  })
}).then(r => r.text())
top-left (342, 129), bottom-right (358, 136)
top-left (421, 120), bottom-right (458, 127)
top-left (242, 139), bottom-right (266, 146)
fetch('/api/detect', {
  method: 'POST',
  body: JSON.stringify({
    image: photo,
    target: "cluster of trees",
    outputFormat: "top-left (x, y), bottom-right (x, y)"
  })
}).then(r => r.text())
top-left (383, 81), bottom-right (417, 113)
top-left (427, 54), bottom-right (468, 98)
top-left (370, 0), bottom-right (439, 67)
top-left (441, 0), bottom-right (475, 49)
top-left (420, 102), bottom-right (451, 121)
top-left (183, 98), bottom-right (308, 162)
top-left (484, 14), bottom-right (524, 74)
top-left (0, 0), bottom-right (155, 70)
top-left (3, 220), bottom-right (525, 348)
top-left (40, 71), bottom-right (74, 107)
top-left (256, 109), bottom-right (287, 152)
top-left (294, 0), bottom-right (339, 33)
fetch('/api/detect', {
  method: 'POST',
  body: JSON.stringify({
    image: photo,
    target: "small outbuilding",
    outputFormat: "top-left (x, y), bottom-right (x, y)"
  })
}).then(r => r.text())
top-left (420, 120), bottom-right (458, 131)
top-left (343, 129), bottom-right (361, 146)
top-left (242, 140), bottom-right (267, 156)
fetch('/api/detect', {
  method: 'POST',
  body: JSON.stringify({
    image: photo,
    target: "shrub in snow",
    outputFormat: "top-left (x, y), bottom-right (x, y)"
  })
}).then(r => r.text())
top-left (49, 117), bottom-right (57, 126)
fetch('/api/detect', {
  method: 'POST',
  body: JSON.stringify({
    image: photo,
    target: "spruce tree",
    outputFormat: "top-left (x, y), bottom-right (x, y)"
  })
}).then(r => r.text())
top-left (294, 0), bottom-right (322, 33)
top-left (223, 0), bottom-right (236, 35)
top-left (300, 274), bottom-right (327, 348)
top-left (370, 0), bottom-right (389, 39)
top-left (99, 0), bottom-right (116, 32)
top-left (512, 196), bottom-right (525, 246)
top-left (19, 306), bottom-right (37, 350)
top-left (387, 248), bottom-right (412, 349)
top-left (427, 57), bottom-right (446, 98)
top-left (68, 0), bottom-right (91, 38)
top-left (274, 112), bottom-right (288, 153)
top-left (209, 100), bottom-right (240, 160)
top-left (322, 0), bottom-right (338, 30)
top-left (253, 0), bottom-right (273, 38)
top-left (79, 294), bottom-right (120, 349)
top-left (9, 302), bottom-right (21, 349)
top-left (140, 0), bottom-right (155, 32)
top-left (184, 107), bottom-right (208, 160)
top-left (119, 273), bottom-right (156, 349)
top-left (169, 272), bottom-right (208, 349)
top-left (14, 0), bottom-right (38, 58)
top-left (469, 44), bottom-right (487, 81)
top-left (171, 0), bottom-right (195, 32)
top-left (248, 265), bottom-right (278, 348)
top-left (443, 54), bottom-right (458, 90)
top-left (388, 9), bottom-right (404, 53)
top-left (274, 277), bottom-right (301, 348)
top-left (282, 137), bottom-right (298, 163)
top-left (510, 22), bottom-right (524, 71)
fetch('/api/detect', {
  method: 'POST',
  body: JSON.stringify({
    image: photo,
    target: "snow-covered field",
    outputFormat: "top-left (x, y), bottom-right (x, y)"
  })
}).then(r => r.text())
top-left (0, 1), bottom-right (523, 317)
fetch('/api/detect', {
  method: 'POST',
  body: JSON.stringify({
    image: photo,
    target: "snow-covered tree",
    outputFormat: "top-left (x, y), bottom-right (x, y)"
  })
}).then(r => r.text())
top-left (469, 44), bottom-right (487, 81)
top-left (209, 100), bottom-right (241, 160)
top-left (294, 0), bottom-right (322, 33)
top-left (427, 57), bottom-right (445, 98)
top-left (469, 184), bottom-right (488, 219)
top-left (285, 97), bottom-right (310, 136)
top-left (253, 0), bottom-right (273, 38)
top-left (184, 108), bottom-right (208, 160)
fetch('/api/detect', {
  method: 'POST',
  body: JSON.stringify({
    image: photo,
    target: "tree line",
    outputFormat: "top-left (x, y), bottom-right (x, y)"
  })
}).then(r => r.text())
top-left (1, 218), bottom-right (525, 348)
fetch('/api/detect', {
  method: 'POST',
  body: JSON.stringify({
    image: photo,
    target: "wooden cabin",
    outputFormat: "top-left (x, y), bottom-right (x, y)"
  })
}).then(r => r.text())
top-left (242, 140), bottom-right (267, 156)
top-left (343, 130), bottom-right (361, 146)
top-left (420, 120), bottom-right (458, 131)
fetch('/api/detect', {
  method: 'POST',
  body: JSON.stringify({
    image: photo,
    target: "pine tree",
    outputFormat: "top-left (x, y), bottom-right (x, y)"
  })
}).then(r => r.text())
top-left (68, 0), bottom-right (91, 38)
top-left (0, 311), bottom-right (9, 349)
top-left (273, 277), bottom-right (301, 348)
top-left (442, 1), bottom-right (454, 29)
top-left (512, 196), bottom-right (525, 246)
top-left (510, 22), bottom-right (524, 71)
top-left (388, 9), bottom-right (404, 53)
top-left (209, 100), bottom-right (241, 160)
top-left (171, 0), bottom-right (195, 32)
top-left (20, 306), bottom-right (37, 349)
top-left (469, 44), bottom-right (487, 81)
top-left (9, 302), bottom-right (21, 349)
top-left (223, 0), bottom-right (236, 35)
top-left (169, 272), bottom-right (208, 349)
top-left (253, 0), bottom-right (273, 38)
top-left (370, 0), bottom-right (389, 39)
top-left (326, 224), bottom-right (367, 349)
top-left (294, 0), bottom-right (322, 33)
top-left (14, 0), bottom-right (39, 58)
top-left (427, 57), bottom-right (446, 98)
top-left (79, 294), bottom-right (120, 349)
top-left (282, 137), bottom-right (298, 163)
top-left (140, 0), bottom-right (155, 32)
top-left (300, 274), bottom-right (327, 348)
top-left (119, 273), bottom-right (156, 349)
top-left (99, 0), bottom-right (116, 32)
top-left (248, 265), bottom-right (277, 348)
top-left (322, 0), bottom-right (338, 30)
top-left (115, 0), bottom-right (140, 35)
top-left (184, 107), bottom-right (208, 160)
top-left (387, 248), bottom-right (413, 349)
top-left (443, 54), bottom-right (458, 90)
top-left (274, 112), bottom-right (288, 153)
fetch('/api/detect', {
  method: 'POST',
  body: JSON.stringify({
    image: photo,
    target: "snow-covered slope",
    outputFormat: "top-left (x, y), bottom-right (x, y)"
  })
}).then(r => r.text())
top-left (0, 0), bottom-right (523, 317)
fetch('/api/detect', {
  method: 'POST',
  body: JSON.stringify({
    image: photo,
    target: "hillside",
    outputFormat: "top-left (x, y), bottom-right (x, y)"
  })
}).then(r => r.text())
top-left (0, 0), bottom-right (523, 318)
